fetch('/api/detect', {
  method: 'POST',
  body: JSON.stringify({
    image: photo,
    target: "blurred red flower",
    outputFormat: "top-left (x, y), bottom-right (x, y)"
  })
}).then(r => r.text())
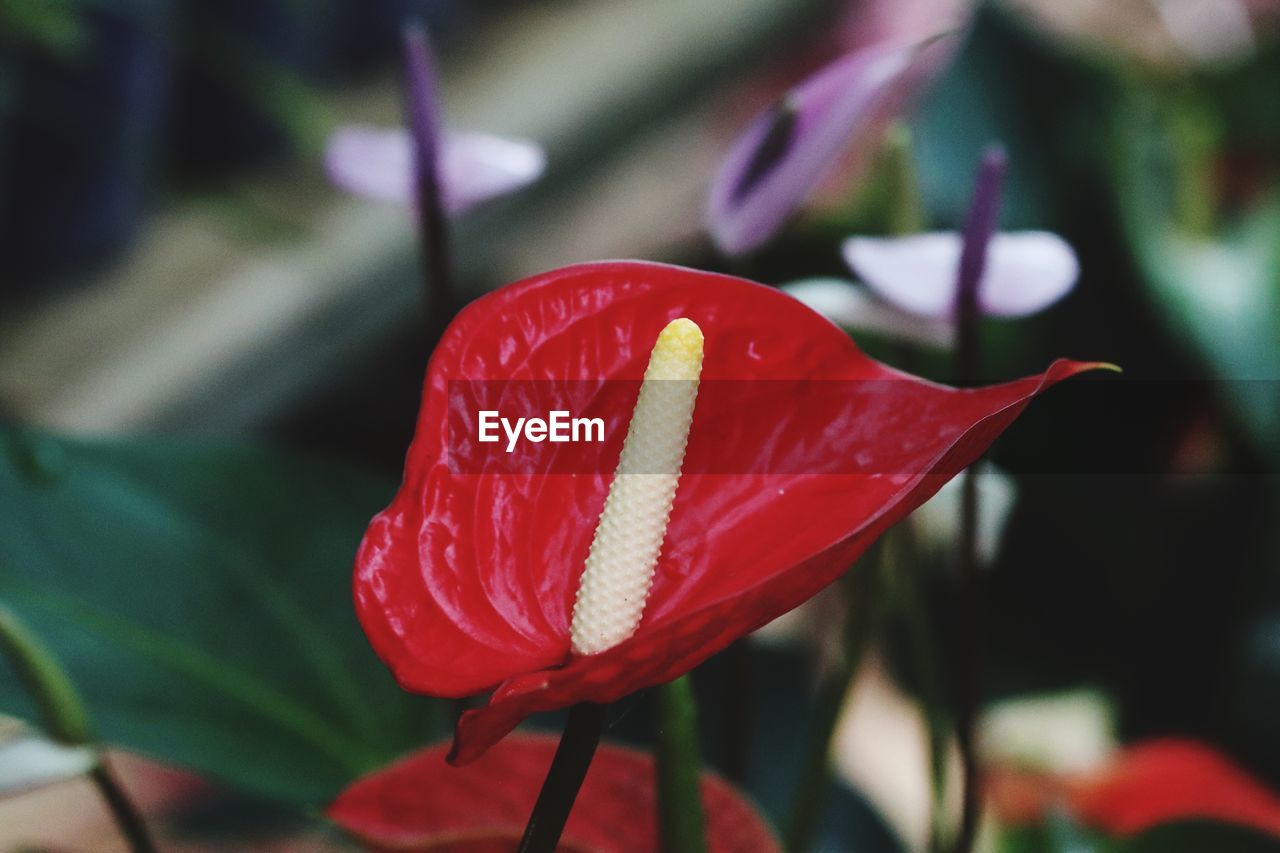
top-left (354, 261), bottom-right (1098, 763)
top-left (326, 734), bottom-right (778, 852)
top-left (989, 738), bottom-right (1280, 838)
top-left (1074, 739), bottom-right (1280, 837)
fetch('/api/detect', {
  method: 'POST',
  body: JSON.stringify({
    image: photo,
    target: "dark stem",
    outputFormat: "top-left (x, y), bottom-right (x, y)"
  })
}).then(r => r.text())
top-left (401, 21), bottom-right (456, 340)
top-left (890, 528), bottom-right (950, 852)
top-left (0, 607), bottom-right (155, 850)
top-left (950, 145), bottom-right (1006, 853)
top-left (784, 561), bottom-right (881, 853)
top-left (952, 466), bottom-right (982, 853)
top-left (418, 173), bottom-right (455, 340)
top-left (720, 639), bottom-right (753, 784)
top-left (90, 759), bottom-right (159, 853)
top-left (518, 703), bottom-right (605, 853)
top-left (655, 675), bottom-right (708, 853)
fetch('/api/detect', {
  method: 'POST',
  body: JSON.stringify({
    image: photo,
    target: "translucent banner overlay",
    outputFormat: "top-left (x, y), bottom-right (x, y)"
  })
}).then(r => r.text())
top-left (443, 378), bottom-right (1279, 475)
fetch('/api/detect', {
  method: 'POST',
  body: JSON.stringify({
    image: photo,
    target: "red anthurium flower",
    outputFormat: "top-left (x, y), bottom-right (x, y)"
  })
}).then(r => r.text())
top-left (1071, 739), bottom-right (1280, 837)
top-left (327, 733), bottom-right (778, 852)
top-left (354, 260), bottom-right (1099, 764)
top-left (989, 738), bottom-right (1280, 838)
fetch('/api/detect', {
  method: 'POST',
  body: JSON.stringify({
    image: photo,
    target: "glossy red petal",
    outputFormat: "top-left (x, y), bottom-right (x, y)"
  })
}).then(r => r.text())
top-left (352, 261), bottom-right (1099, 757)
top-left (326, 734), bottom-right (778, 852)
top-left (1069, 738), bottom-right (1280, 837)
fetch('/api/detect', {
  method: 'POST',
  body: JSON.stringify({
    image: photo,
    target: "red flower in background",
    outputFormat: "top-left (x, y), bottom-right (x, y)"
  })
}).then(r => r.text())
top-left (354, 261), bottom-right (1099, 764)
top-left (327, 734), bottom-right (778, 852)
top-left (989, 738), bottom-right (1280, 838)
top-left (1073, 739), bottom-right (1280, 837)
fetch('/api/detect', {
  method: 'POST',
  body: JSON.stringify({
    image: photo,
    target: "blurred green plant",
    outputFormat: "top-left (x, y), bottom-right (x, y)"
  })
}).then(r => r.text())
top-left (1002, 818), bottom-right (1280, 853)
top-left (0, 0), bottom-right (86, 57)
top-left (0, 430), bottom-right (444, 805)
top-left (1113, 88), bottom-right (1280, 462)
top-left (1112, 821), bottom-right (1280, 852)
top-left (0, 602), bottom-right (90, 745)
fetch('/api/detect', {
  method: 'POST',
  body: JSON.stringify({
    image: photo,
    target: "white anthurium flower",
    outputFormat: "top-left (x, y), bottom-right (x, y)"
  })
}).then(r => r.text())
top-left (832, 653), bottom-right (964, 853)
top-left (911, 462), bottom-right (1017, 566)
top-left (1151, 0), bottom-right (1256, 64)
top-left (843, 231), bottom-right (1080, 320)
top-left (781, 277), bottom-right (954, 349)
top-left (324, 24), bottom-right (545, 215)
top-left (831, 663), bottom-right (1116, 852)
top-left (0, 723), bottom-right (97, 793)
top-left (749, 582), bottom-right (848, 659)
top-left (325, 126), bottom-right (546, 214)
top-left (1001, 0), bottom-right (1262, 70)
top-left (979, 689), bottom-right (1117, 775)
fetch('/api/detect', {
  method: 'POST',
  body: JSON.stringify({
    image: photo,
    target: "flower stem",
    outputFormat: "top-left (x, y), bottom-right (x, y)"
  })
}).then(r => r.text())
top-left (720, 640), bottom-right (753, 784)
top-left (954, 145), bottom-right (1004, 384)
top-left (884, 124), bottom-right (924, 237)
top-left (0, 604), bottom-right (159, 853)
top-left (1167, 87), bottom-right (1219, 238)
top-left (951, 466), bottom-right (982, 853)
top-left (891, 536), bottom-right (950, 851)
top-left (418, 171), bottom-right (455, 338)
top-left (784, 561), bottom-right (881, 853)
top-left (402, 22), bottom-right (456, 338)
top-left (655, 675), bottom-right (708, 853)
top-left (949, 145), bottom-right (1006, 853)
top-left (90, 760), bottom-right (160, 853)
top-left (518, 703), bottom-right (605, 853)
top-left (0, 603), bottom-right (89, 744)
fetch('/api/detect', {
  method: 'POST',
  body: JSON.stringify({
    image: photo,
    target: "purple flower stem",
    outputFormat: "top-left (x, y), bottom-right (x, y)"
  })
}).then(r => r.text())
top-left (954, 145), bottom-right (1006, 382)
top-left (951, 145), bottom-right (1006, 853)
top-left (403, 22), bottom-right (456, 338)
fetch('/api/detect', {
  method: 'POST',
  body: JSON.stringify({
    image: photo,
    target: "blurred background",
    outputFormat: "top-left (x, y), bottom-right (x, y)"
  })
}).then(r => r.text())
top-left (1, 0), bottom-right (1279, 850)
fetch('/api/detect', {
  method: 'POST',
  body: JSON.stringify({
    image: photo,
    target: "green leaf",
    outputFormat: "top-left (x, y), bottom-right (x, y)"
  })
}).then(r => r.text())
top-left (999, 812), bottom-right (1108, 853)
top-left (1000, 817), bottom-right (1279, 853)
top-left (0, 0), bottom-right (87, 58)
top-left (0, 602), bottom-right (90, 744)
top-left (0, 430), bottom-right (442, 805)
top-left (913, 8), bottom-right (1063, 229)
top-left (1114, 90), bottom-right (1280, 462)
top-left (1110, 820), bottom-right (1280, 853)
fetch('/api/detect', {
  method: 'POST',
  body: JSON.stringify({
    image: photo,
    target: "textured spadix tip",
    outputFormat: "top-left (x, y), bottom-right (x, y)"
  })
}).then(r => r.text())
top-left (646, 318), bottom-right (703, 381)
top-left (568, 317), bottom-right (704, 657)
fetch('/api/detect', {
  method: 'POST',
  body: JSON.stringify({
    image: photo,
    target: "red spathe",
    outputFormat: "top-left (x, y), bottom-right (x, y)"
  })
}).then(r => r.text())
top-left (352, 260), bottom-right (1100, 763)
top-left (327, 734), bottom-right (778, 852)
